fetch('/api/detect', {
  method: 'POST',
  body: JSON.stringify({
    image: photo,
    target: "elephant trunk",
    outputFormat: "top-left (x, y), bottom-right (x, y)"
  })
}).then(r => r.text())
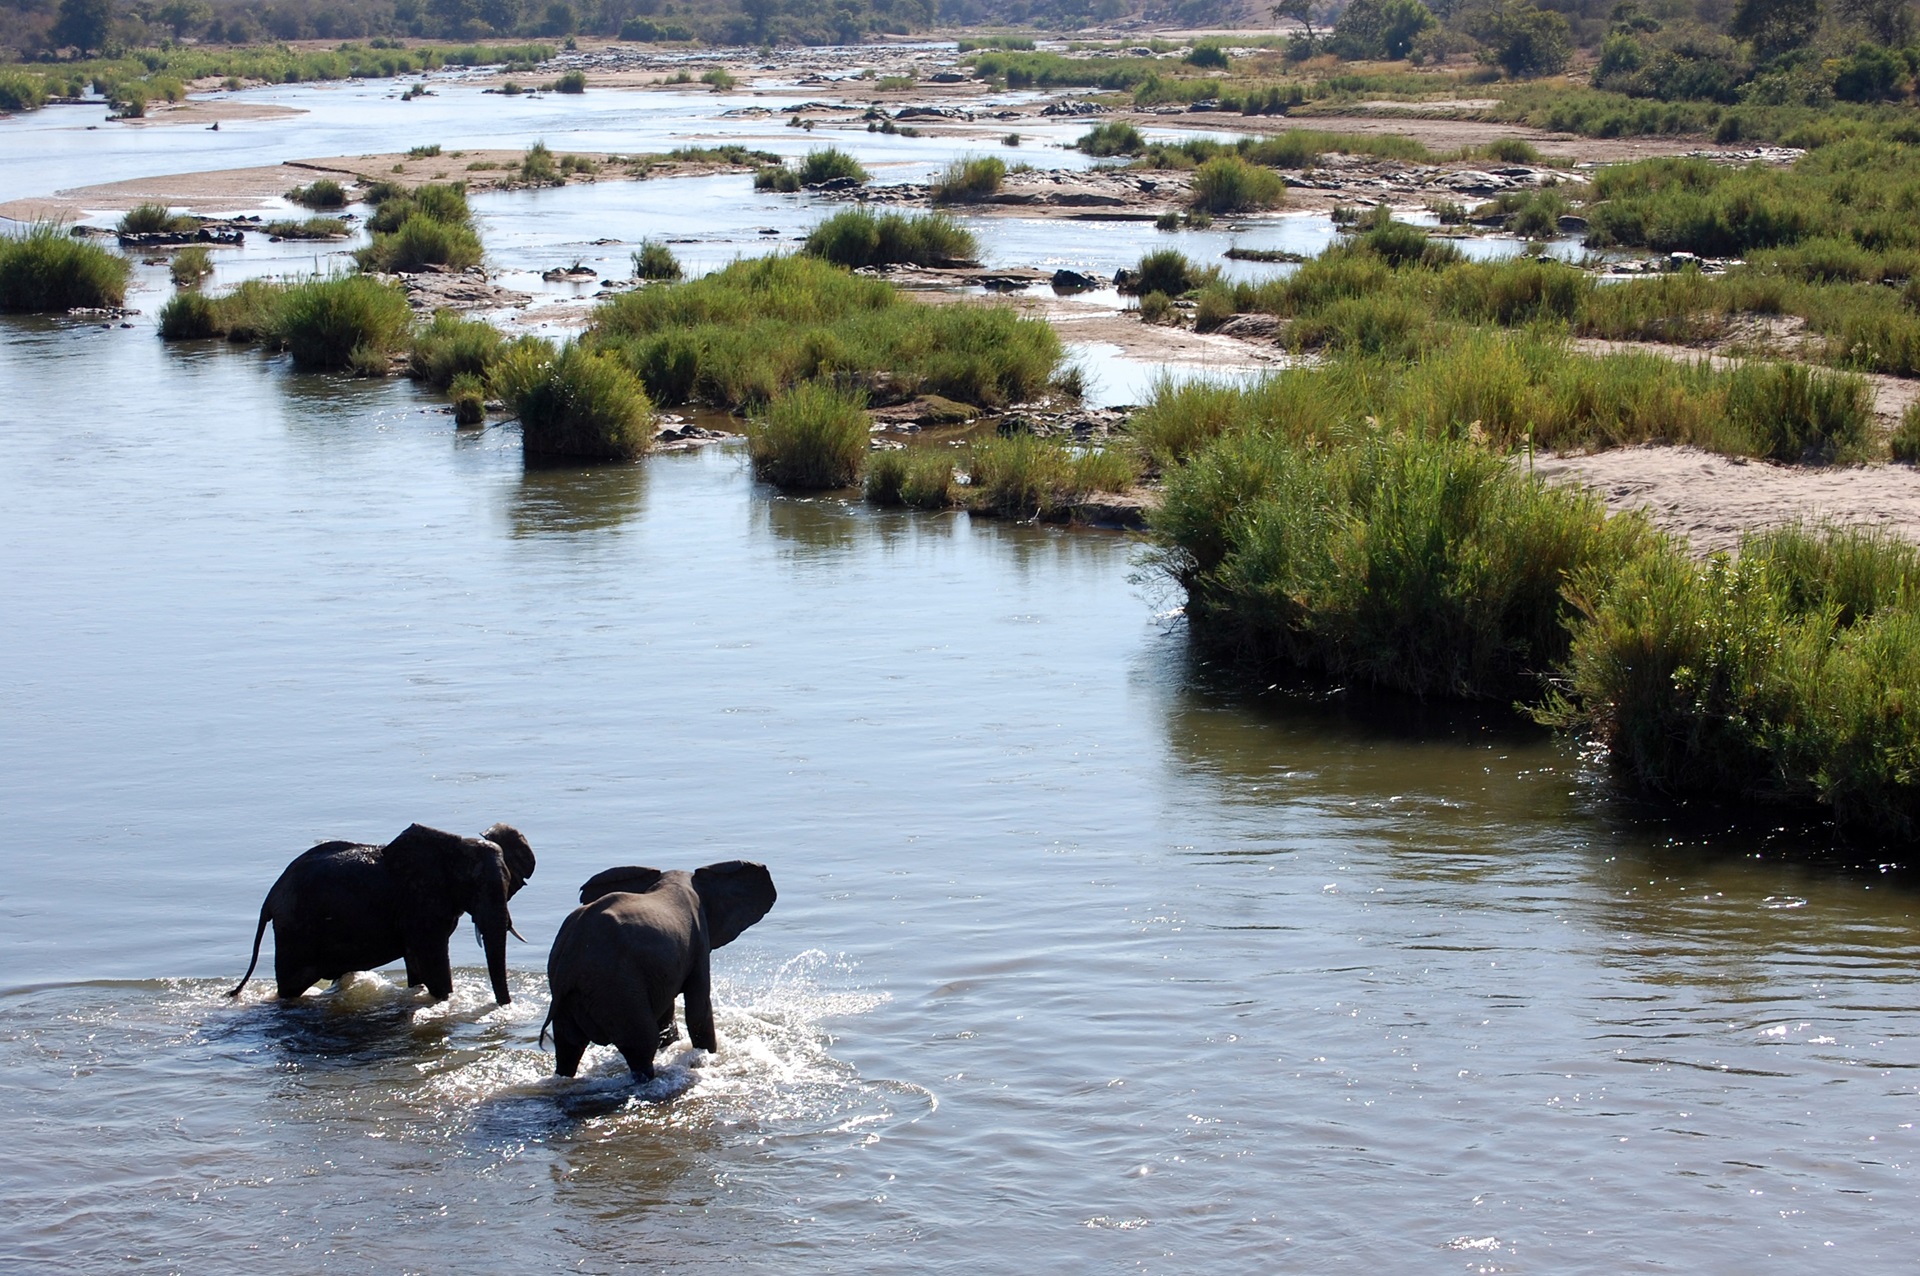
top-left (480, 907), bottom-right (512, 1005)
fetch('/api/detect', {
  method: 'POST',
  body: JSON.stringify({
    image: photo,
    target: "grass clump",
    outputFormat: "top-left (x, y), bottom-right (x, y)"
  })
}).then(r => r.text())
top-left (157, 290), bottom-right (220, 339)
top-left (1188, 156), bottom-right (1286, 215)
top-left (589, 253), bottom-right (1061, 411)
top-left (118, 203), bottom-right (200, 235)
top-left (356, 214), bottom-right (482, 273)
top-left (753, 165), bottom-right (802, 192)
top-left (552, 71), bottom-right (587, 93)
top-left (285, 179), bottom-right (349, 209)
top-left (865, 447), bottom-right (956, 509)
top-left (364, 182), bottom-right (470, 233)
top-left (264, 217), bottom-right (349, 239)
top-left (802, 208), bottom-right (978, 269)
top-left (1894, 403), bottom-right (1920, 465)
top-left (409, 309), bottom-right (504, 388)
top-left (797, 147), bottom-right (869, 185)
top-left (1077, 121), bottom-right (1146, 156)
top-left (502, 340), bottom-right (655, 462)
top-left (747, 381), bottom-right (870, 489)
top-left (519, 142), bottom-right (562, 186)
top-left (170, 245), bottom-right (212, 287)
top-left (271, 274), bottom-right (412, 371)
top-left (449, 372), bottom-right (487, 425)
top-left (1124, 249), bottom-right (1211, 297)
top-left (701, 67), bottom-right (738, 91)
top-left (1154, 430), bottom-right (1657, 700)
top-left (1548, 527), bottom-right (1920, 840)
top-left (0, 224), bottom-right (129, 311)
top-left (966, 433), bottom-right (1139, 519)
top-left (631, 240), bottom-right (683, 280)
top-left (931, 156), bottom-right (1007, 204)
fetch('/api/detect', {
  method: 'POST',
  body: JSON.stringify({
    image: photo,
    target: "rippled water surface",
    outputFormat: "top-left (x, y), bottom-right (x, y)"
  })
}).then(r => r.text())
top-left (5, 72), bottom-right (1920, 1276)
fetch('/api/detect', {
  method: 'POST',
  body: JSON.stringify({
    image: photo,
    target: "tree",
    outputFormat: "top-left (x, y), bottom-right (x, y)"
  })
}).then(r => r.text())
top-left (1328, 0), bottom-right (1437, 59)
top-left (1271, 0), bottom-right (1329, 50)
top-left (1465, 0), bottom-right (1572, 76)
top-left (1728, 0), bottom-right (1819, 60)
top-left (155, 0), bottom-right (210, 38)
top-left (51, 0), bottom-right (113, 54)
top-left (1834, 0), bottom-right (1915, 44)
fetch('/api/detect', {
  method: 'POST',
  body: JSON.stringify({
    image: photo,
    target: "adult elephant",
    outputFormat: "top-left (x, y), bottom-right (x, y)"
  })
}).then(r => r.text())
top-left (543, 861), bottom-right (776, 1081)
top-left (229, 822), bottom-right (535, 1005)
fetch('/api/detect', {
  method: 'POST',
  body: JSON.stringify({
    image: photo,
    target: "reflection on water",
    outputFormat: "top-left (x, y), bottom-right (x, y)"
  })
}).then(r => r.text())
top-left (512, 455), bottom-right (651, 536)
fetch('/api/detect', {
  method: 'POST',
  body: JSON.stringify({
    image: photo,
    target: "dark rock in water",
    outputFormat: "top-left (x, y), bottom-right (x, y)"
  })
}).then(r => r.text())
top-left (1041, 100), bottom-right (1106, 117)
top-left (1051, 269), bottom-right (1102, 293)
top-left (1215, 313), bottom-right (1281, 338)
top-left (975, 274), bottom-right (1033, 291)
top-left (807, 175), bottom-right (861, 192)
top-left (1112, 267), bottom-right (1138, 292)
top-left (896, 104), bottom-right (973, 120)
top-left (1053, 191), bottom-right (1126, 207)
top-left (1557, 213), bottom-right (1589, 232)
top-left (928, 71), bottom-right (967, 83)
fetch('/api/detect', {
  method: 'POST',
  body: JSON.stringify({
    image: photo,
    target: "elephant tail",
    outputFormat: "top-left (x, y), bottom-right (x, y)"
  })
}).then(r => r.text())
top-left (538, 1001), bottom-right (554, 1049)
top-left (227, 901), bottom-right (271, 999)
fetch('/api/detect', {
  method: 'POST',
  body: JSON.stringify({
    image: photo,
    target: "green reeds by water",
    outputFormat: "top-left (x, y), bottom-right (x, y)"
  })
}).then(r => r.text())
top-left (796, 147), bottom-right (869, 185)
top-left (272, 275), bottom-right (413, 371)
top-left (966, 433), bottom-right (1139, 519)
top-left (1546, 526), bottom-right (1920, 840)
top-left (0, 225), bottom-right (129, 312)
top-left (1186, 156), bottom-right (1286, 214)
top-left (865, 447), bottom-right (956, 509)
top-left (500, 340), bottom-right (655, 462)
top-left (356, 182), bottom-right (481, 273)
top-left (117, 203), bottom-right (199, 235)
top-left (802, 209), bottom-right (977, 269)
top-left (409, 310), bottom-right (503, 388)
top-left (169, 245), bottom-right (212, 287)
top-left (264, 217), bottom-right (349, 239)
top-left (747, 382), bottom-right (870, 489)
top-left (1153, 430), bottom-right (1657, 701)
top-left (631, 240), bottom-right (683, 281)
top-left (931, 156), bottom-right (1007, 204)
top-left (285, 178), bottom-right (348, 210)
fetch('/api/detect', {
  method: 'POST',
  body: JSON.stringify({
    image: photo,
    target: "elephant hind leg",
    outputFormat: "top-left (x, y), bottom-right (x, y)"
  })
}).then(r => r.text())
top-left (552, 1022), bottom-right (588, 1078)
top-left (615, 1035), bottom-right (658, 1084)
top-left (655, 1003), bottom-right (677, 1050)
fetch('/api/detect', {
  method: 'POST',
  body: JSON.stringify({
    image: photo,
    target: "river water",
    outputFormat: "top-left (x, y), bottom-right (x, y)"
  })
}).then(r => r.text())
top-left (4, 59), bottom-right (1920, 1275)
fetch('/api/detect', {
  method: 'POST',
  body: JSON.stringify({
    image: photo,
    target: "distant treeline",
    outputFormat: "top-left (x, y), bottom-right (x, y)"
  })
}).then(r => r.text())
top-left (0, 0), bottom-right (1238, 57)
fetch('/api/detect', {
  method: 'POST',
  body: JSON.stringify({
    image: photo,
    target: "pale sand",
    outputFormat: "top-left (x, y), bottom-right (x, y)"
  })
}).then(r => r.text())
top-left (120, 99), bottom-right (305, 128)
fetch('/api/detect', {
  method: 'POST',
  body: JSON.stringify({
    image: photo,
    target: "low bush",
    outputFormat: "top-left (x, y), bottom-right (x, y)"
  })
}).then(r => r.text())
top-left (932, 156), bottom-right (1007, 204)
top-left (1138, 291), bottom-right (1175, 324)
top-left (356, 214), bottom-right (483, 273)
top-left (1154, 430), bottom-right (1658, 700)
top-left (0, 224), bottom-right (129, 312)
top-left (520, 141), bottom-right (561, 186)
top-left (264, 217), bottom-right (348, 239)
top-left (866, 447), bottom-right (956, 509)
top-left (1894, 403), bottom-right (1920, 464)
top-left (967, 433), bottom-right (1139, 519)
top-left (270, 274), bottom-right (412, 371)
top-left (505, 340), bottom-right (655, 462)
top-left (1549, 526), bottom-right (1920, 839)
top-left (169, 245), bottom-right (212, 287)
top-left (285, 179), bottom-right (349, 209)
top-left (552, 70), bottom-right (587, 93)
top-left (631, 240), bottom-right (683, 280)
top-left (157, 289), bottom-right (220, 339)
top-left (1188, 156), bottom-right (1286, 214)
top-left (747, 381), bottom-right (869, 489)
top-left (1127, 249), bottom-right (1208, 297)
top-left (753, 165), bottom-right (802, 192)
top-left (797, 147), bottom-right (868, 185)
top-left (701, 67), bottom-right (737, 91)
top-left (365, 182), bottom-right (470, 233)
top-left (1077, 121), bottom-right (1146, 156)
top-left (802, 208), bottom-right (978, 269)
top-left (117, 204), bottom-right (198, 236)
top-left (449, 371), bottom-right (488, 425)
top-left (410, 310), bottom-right (504, 388)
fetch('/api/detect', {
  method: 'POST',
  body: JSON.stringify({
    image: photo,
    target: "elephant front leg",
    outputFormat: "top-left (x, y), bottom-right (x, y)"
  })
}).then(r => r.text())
top-left (683, 961), bottom-right (718, 1054)
top-left (405, 943), bottom-right (453, 1000)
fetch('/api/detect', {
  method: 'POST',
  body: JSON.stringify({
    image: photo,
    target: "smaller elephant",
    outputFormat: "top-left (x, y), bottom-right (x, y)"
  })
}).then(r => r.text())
top-left (230, 822), bottom-right (535, 1005)
top-left (543, 861), bottom-right (776, 1082)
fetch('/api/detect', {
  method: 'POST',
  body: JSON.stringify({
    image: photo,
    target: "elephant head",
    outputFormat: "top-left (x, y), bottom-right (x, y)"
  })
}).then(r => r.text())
top-left (576, 860), bottom-right (776, 949)
top-left (386, 823), bottom-right (535, 1004)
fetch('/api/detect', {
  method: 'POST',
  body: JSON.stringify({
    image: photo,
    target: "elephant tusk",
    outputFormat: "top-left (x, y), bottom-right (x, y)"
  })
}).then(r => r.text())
top-left (510, 924), bottom-right (528, 943)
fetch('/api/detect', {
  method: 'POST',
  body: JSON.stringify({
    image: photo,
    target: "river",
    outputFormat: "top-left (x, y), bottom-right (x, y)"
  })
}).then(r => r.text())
top-left (2, 55), bottom-right (1918, 1274)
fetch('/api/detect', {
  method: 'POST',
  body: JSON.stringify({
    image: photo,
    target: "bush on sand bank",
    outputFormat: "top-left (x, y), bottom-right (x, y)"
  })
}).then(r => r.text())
top-left (0, 225), bottom-right (129, 312)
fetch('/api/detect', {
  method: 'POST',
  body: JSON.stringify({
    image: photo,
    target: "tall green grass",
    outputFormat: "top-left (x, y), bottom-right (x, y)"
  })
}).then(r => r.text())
top-left (1187, 157), bottom-right (1286, 214)
top-left (802, 208), bottom-right (978, 269)
top-left (966, 433), bottom-right (1140, 519)
top-left (796, 147), bottom-right (869, 185)
top-left (501, 340), bottom-right (655, 462)
top-left (1154, 430), bottom-right (1658, 700)
top-left (931, 156), bottom-right (1007, 204)
top-left (589, 254), bottom-right (1060, 411)
top-left (356, 214), bottom-right (483, 272)
top-left (271, 275), bottom-right (412, 371)
top-left (865, 447), bottom-right (956, 509)
top-left (409, 310), bottom-right (503, 388)
top-left (285, 178), bottom-right (348, 209)
top-left (0, 225), bottom-right (129, 312)
top-left (747, 382), bottom-right (870, 489)
top-left (1548, 526), bottom-right (1920, 839)
top-left (117, 203), bottom-right (198, 235)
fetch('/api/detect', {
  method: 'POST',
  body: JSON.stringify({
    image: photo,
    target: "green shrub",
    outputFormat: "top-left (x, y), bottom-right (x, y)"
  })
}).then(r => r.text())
top-left (1188, 156), bottom-right (1286, 214)
top-left (170, 245), bottom-right (212, 287)
top-left (0, 224), bottom-right (129, 312)
top-left (506, 341), bottom-right (656, 462)
top-left (520, 141), bottom-right (561, 186)
top-left (365, 182), bottom-right (470, 233)
top-left (158, 289), bottom-right (220, 338)
top-left (967, 433), bottom-right (1139, 519)
top-left (407, 144), bottom-right (443, 158)
top-left (1894, 402), bottom-right (1920, 463)
top-left (753, 164), bottom-right (801, 192)
top-left (409, 310), bottom-right (504, 388)
top-left (1154, 430), bottom-right (1658, 699)
top-left (285, 178), bottom-right (348, 209)
top-left (1077, 121), bottom-right (1146, 156)
top-left (867, 447), bottom-right (957, 509)
top-left (270, 274), bottom-right (412, 371)
top-left (797, 147), bottom-right (868, 185)
top-left (356, 213), bottom-right (483, 273)
top-left (1138, 291), bottom-right (1175, 324)
top-left (0, 70), bottom-right (51, 112)
top-left (802, 208), bottom-right (978, 268)
top-left (701, 67), bottom-right (737, 90)
top-left (631, 240), bottom-right (683, 280)
top-left (1194, 282), bottom-right (1236, 332)
top-left (1550, 526), bottom-right (1920, 839)
top-left (264, 217), bottom-right (348, 239)
top-left (449, 371), bottom-right (487, 425)
top-left (117, 203), bottom-right (198, 235)
top-left (1723, 362), bottom-right (1873, 463)
top-left (747, 381), bottom-right (869, 489)
top-left (931, 155), bottom-right (1007, 204)
top-left (1129, 249), bottom-right (1206, 297)
top-left (553, 70), bottom-right (587, 93)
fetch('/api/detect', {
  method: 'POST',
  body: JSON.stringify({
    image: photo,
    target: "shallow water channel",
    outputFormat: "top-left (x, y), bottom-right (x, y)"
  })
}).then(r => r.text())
top-left (5, 64), bottom-right (1920, 1275)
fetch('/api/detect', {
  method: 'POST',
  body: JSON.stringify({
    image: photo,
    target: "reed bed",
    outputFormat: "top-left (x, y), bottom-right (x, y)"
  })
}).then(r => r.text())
top-left (500, 340), bottom-right (655, 462)
top-left (931, 156), bottom-right (1007, 204)
top-left (966, 433), bottom-right (1139, 519)
top-left (271, 275), bottom-right (413, 371)
top-left (865, 448), bottom-right (956, 509)
top-left (409, 310), bottom-right (503, 388)
top-left (747, 382), bottom-right (870, 489)
top-left (802, 209), bottom-right (978, 269)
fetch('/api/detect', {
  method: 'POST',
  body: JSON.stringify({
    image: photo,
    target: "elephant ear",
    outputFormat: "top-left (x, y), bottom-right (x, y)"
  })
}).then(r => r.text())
top-left (579, 865), bottom-right (666, 905)
top-left (481, 823), bottom-right (535, 897)
top-left (382, 823), bottom-right (465, 899)
top-left (693, 860), bottom-right (776, 949)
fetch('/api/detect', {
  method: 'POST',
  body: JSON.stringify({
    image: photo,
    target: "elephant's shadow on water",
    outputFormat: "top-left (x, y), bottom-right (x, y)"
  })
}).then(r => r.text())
top-left (210, 983), bottom-right (475, 1073)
